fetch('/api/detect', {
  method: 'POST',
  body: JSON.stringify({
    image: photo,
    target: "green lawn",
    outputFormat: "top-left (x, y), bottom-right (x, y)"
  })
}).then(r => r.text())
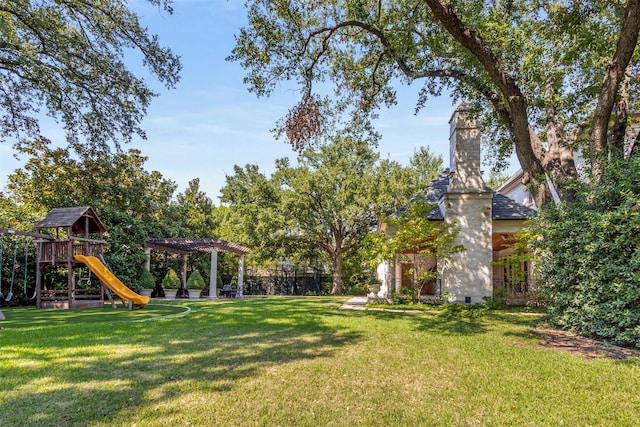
top-left (1, 297), bottom-right (639, 426)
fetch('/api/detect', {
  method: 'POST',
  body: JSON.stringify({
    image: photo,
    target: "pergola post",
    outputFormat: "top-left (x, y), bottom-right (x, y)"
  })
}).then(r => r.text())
top-left (144, 248), bottom-right (151, 271)
top-left (237, 254), bottom-right (244, 298)
top-left (181, 254), bottom-right (188, 290)
top-left (208, 249), bottom-right (218, 299)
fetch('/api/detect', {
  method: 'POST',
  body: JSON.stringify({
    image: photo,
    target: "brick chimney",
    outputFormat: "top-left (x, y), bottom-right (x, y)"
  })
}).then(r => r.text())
top-left (448, 103), bottom-right (485, 192)
top-left (439, 103), bottom-right (493, 303)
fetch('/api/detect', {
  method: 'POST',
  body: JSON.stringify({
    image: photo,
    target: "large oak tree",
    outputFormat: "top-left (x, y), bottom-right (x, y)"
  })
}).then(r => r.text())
top-left (221, 137), bottom-right (441, 293)
top-left (230, 0), bottom-right (640, 207)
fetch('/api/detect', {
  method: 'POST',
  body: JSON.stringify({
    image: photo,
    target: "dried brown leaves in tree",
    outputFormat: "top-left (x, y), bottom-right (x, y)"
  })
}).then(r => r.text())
top-left (285, 93), bottom-right (321, 152)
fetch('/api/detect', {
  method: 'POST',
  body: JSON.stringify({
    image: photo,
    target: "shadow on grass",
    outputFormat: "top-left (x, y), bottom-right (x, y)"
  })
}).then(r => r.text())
top-left (0, 303), bottom-right (189, 328)
top-left (339, 306), bottom-right (489, 336)
top-left (501, 329), bottom-right (544, 346)
top-left (489, 311), bottom-right (546, 328)
top-left (335, 303), bottom-right (546, 337)
top-left (0, 297), bottom-right (362, 426)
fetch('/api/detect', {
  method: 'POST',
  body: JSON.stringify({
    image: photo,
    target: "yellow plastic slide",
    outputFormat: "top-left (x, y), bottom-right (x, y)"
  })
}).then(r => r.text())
top-left (74, 255), bottom-right (151, 307)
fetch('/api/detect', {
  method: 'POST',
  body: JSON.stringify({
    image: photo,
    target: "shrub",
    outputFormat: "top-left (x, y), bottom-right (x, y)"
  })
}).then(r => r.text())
top-left (346, 271), bottom-right (380, 296)
top-left (392, 287), bottom-right (419, 304)
top-left (136, 269), bottom-right (155, 290)
top-left (161, 268), bottom-right (180, 290)
top-left (439, 303), bottom-right (489, 319)
top-left (483, 285), bottom-right (507, 309)
top-left (186, 270), bottom-right (205, 289)
top-left (532, 157), bottom-right (640, 347)
top-left (348, 282), bottom-right (370, 296)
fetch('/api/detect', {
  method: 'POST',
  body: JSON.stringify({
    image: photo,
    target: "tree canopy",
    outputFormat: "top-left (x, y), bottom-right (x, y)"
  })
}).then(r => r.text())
top-left (0, 0), bottom-right (180, 151)
top-left (4, 142), bottom-right (185, 286)
top-left (230, 0), bottom-right (640, 207)
top-left (221, 136), bottom-right (442, 293)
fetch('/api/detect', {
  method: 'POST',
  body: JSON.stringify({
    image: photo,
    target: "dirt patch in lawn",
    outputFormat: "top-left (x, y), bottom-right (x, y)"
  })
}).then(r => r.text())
top-left (533, 328), bottom-right (640, 359)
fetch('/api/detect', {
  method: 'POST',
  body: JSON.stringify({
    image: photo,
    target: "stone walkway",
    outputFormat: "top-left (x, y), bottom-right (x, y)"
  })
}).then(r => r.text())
top-left (338, 296), bottom-right (368, 310)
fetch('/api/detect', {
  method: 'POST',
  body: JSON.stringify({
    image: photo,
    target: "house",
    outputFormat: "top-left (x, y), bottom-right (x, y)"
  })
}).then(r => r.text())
top-left (374, 104), bottom-right (537, 303)
top-left (495, 169), bottom-right (536, 209)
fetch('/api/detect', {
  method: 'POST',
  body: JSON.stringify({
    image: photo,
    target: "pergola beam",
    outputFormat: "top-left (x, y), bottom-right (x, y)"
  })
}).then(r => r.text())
top-left (144, 238), bottom-right (250, 255)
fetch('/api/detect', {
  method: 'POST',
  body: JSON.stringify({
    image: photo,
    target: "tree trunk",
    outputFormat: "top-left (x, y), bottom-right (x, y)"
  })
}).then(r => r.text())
top-left (425, 0), bottom-right (557, 207)
top-left (590, 1), bottom-right (640, 179)
top-left (609, 64), bottom-right (632, 158)
top-left (331, 247), bottom-right (343, 294)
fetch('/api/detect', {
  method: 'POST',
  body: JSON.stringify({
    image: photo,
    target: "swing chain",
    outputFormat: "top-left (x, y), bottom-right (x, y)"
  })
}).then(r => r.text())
top-left (0, 235), bottom-right (3, 300)
top-left (0, 235), bottom-right (34, 302)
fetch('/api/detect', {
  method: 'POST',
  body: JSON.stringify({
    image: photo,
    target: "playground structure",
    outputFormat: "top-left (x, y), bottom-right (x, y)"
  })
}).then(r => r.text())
top-left (1, 206), bottom-right (148, 311)
top-left (33, 206), bottom-right (109, 309)
top-left (0, 227), bottom-right (53, 321)
top-left (0, 231), bottom-right (33, 304)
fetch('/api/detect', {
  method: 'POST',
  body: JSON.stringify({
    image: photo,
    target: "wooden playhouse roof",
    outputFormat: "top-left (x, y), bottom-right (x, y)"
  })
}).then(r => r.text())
top-left (145, 238), bottom-right (250, 256)
top-left (33, 206), bottom-right (107, 234)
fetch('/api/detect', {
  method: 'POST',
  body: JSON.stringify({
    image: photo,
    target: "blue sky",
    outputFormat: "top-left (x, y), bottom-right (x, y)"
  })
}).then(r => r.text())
top-left (0, 0), bottom-right (482, 201)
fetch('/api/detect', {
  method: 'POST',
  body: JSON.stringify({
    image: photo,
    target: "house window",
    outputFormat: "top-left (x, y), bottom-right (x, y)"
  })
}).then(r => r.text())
top-left (503, 261), bottom-right (530, 295)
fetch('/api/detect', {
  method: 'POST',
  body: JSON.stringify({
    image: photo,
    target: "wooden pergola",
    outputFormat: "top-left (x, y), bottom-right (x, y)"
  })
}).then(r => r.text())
top-left (144, 238), bottom-right (250, 299)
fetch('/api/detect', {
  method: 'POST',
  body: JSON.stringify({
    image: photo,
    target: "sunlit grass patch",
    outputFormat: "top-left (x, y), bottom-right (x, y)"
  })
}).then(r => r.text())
top-left (1, 297), bottom-right (639, 426)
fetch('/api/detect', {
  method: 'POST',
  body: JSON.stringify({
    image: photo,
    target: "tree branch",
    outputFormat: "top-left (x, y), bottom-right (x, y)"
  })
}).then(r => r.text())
top-left (420, 68), bottom-right (514, 135)
top-left (423, 0), bottom-right (551, 205)
top-left (590, 0), bottom-right (640, 178)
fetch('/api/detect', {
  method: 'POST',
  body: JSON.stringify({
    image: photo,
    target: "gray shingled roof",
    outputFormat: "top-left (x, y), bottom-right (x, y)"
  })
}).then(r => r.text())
top-left (403, 169), bottom-right (536, 220)
top-left (33, 206), bottom-right (107, 234)
top-left (492, 192), bottom-right (537, 219)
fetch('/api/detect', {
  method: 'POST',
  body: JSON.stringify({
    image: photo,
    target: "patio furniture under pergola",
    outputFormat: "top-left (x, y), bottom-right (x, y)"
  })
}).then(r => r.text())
top-left (144, 238), bottom-right (250, 299)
